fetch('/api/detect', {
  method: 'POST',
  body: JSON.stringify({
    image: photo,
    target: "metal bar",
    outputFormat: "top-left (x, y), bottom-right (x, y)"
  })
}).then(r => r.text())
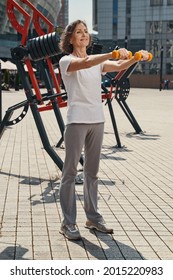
top-left (112, 62), bottom-right (143, 134)
top-left (0, 63), bottom-right (2, 122)
top-left (116, 98), bottom-right (142, 134)
top-left (20, 0), bottom-right (54, 33)
top-left (15, 59), bottom-right (63, 170)
top-left (160, 46), bottom-right (163, 91)
top-left (0, 111), bottom-right (13, 139)
top-left (106, 98), bottom-right (122, 148)
top-left (102, 85), bottom-right (122, 147)
top-left (38, 60), bottom-right (65, 141)
top-left (25, 58), bottom-right (43, 102)
top-left (6, 0), bottom-right (31, 45)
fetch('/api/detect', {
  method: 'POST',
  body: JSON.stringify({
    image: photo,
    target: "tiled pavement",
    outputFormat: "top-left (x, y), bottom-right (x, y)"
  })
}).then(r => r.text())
top-left (0, 87), bottom-right (173, 260)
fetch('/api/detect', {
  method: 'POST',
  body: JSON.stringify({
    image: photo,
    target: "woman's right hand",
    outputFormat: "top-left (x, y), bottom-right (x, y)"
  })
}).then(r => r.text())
top-left (112, 48), bottom-right (132, 60)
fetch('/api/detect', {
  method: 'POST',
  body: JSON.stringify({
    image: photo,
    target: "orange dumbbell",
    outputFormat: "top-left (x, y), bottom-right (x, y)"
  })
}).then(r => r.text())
top-left (112, 50), bottom-right (132, 60)
top-left (134, 52), bottom-right (153, 61)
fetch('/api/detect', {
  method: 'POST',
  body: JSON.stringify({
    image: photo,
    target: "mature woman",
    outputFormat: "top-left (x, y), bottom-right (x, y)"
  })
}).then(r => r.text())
top-left (59, 19), bottom-right (149, 240)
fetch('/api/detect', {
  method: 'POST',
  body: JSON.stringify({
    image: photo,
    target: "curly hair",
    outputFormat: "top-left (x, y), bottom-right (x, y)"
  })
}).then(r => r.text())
top-left (59, 20), bottom-right (92, 54)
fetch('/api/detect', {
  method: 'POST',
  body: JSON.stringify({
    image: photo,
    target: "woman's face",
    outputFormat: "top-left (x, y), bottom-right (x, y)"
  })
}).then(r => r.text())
top-left (70, 23), bottom-right (90, 48)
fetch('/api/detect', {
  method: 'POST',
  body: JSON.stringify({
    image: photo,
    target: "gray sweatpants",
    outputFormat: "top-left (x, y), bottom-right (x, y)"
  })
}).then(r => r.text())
top-left (59, 123), bottom-right (104, 225)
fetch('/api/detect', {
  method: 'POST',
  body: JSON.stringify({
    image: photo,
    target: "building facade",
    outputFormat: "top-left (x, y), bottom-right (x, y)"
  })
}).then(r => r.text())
top-left (93, 0), bottom-right (173, 78)
top-left (57, 0), bottom-right (68, 29)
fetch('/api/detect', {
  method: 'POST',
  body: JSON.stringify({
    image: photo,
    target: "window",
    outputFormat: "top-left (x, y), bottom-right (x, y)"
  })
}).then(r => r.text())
top-left (126, 0), bottom-right (131, 14)
top-left (166, 63), bottom-right (173, 74)
top-left (167, 0), bottom-right (173, 5)
top-left (149, 63), bottom-right (160, 74)
top-left (149, 39), bottom-right (161, 58)
top-left (149, 21), bottom-right (162, 34)
top-left (167, 21), bottom-right (173, 33)
top-left (166, 39), bottom-right (173, 57)
top-left (150, 0), bottom-right (163, 6)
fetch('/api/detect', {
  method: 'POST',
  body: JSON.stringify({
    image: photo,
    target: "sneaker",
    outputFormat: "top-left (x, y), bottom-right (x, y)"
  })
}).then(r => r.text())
top-left (75, 173), bottom-right (83, 185)
top-left (60, 224), bottom-right (81, 240)
top-left (85, 220), bottom-right (114, 234)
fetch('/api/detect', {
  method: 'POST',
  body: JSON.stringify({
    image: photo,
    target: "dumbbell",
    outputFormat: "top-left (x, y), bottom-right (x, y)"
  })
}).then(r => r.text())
top-left (112, 50), bottom-right (132, 59)
top-left (112, 50), bottom-right (153, 61)
top-left (134, 52), bottom-right (153, 61)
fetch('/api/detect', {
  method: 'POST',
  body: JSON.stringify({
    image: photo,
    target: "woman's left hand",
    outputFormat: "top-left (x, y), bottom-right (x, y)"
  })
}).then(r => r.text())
top-left (137, 50), bottom-right (151, 61)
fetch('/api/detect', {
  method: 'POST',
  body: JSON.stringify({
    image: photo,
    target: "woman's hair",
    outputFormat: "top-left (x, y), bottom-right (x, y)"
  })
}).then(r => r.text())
top-left (59, 19), bottom-right (92, 54)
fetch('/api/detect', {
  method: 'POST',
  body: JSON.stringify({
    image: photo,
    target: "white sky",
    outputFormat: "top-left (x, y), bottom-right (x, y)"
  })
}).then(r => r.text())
top-left (68, 0), bottom-right (93, 32)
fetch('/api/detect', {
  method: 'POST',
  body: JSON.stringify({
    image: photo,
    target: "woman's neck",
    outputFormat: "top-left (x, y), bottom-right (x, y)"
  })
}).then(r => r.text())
top-left (72, 48), bottom-right (87, 58)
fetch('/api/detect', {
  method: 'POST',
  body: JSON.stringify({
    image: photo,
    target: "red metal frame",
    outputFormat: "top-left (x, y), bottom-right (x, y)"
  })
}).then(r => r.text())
top-left (6, 0), bottom-right (30, 45)
top-left (6, 0), bottom-right (65, 109)
top-left (6, 0), bottom-right (115, 110)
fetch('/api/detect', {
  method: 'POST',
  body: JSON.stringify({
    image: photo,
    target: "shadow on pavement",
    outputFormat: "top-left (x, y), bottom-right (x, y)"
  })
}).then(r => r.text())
top-left (71, 230), bottom-right (145, 260)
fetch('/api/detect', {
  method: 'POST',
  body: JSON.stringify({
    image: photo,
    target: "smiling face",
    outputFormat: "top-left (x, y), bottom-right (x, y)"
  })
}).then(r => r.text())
top-left (70, 23), bottom-right (90, 49)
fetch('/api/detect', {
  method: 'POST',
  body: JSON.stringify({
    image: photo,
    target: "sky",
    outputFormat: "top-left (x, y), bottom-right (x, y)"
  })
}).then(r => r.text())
top-left (68, 0), bottom-right (93, 32)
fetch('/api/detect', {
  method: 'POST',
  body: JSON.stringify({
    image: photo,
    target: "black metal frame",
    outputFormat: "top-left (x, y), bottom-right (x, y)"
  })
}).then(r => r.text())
top-left (0, 63), bottom-right (2, 122)
top-left (0, 48), bottom-right (64, 171)
top-left (102, 62), bottom-right (143, 148)
top-left (113, 63), bottom-right (143, 134)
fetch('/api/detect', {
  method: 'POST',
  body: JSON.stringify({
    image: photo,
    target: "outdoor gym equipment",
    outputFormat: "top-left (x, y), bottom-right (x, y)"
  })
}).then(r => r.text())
top-left (101, 51), bottom-right (153, 147)
top-left (0, 0), bottom-right (153, 172)
top-left (1, 0), bottom-right (65, 171)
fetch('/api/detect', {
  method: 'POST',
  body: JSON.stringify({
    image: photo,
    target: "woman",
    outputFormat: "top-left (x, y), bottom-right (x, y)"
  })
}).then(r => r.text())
top-left (59, 19), bottom-right (149, 240)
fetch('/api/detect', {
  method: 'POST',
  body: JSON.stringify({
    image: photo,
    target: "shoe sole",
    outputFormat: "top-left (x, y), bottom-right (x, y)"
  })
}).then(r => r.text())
top-left (59, 230), bottom-right (82, 241)
top-left (85, 225), bottom-right (113, 234)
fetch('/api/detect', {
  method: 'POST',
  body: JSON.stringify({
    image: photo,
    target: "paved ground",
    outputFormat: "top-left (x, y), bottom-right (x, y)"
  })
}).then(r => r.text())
top-left (0, 87), bottom-right (173, 260)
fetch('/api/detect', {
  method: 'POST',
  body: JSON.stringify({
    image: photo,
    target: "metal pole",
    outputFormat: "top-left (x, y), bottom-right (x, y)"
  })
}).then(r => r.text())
top-left (160, 46), bottom-right (163, 91)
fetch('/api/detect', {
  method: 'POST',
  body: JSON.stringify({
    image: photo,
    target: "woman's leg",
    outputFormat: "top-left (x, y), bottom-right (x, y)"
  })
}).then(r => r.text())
top-left (83, 123), bottom-right (104, 222)
top-left (59, 124), bottom-right (86, 225)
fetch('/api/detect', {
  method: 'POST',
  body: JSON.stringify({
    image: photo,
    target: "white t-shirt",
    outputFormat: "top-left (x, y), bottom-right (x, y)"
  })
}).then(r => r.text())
top-left (59, 54), bottom-right (105, 125)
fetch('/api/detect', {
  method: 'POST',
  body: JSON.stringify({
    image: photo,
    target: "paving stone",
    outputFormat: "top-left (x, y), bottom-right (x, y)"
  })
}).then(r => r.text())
top-left (0, 88), bottom-right (173, 260)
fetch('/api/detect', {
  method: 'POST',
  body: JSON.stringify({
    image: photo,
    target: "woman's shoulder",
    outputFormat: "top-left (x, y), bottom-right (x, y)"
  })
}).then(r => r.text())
top-left (59, 54), bottom-right (72, 63)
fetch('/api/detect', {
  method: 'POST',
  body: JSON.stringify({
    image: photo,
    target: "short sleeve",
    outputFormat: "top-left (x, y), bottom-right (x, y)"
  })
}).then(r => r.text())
top-left (59, 55), bottom-right (73, 76)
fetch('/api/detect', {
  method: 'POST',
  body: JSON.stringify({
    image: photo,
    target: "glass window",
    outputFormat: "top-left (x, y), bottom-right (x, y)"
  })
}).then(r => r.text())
top-left (113, 0), bottom-right (118, 14)
top-left (167, 0), bottom-right (173, 5)
top-left (150, 0), bottom-right (163, 6)
top-left (149, 21), bottom-right (162, 34)
top-left (149, 63), bottom-right (160, 74)
top-left (167, 21), bottom-right (173, 33)
top-left (166, 63), bottom-right (173, 74)
top-left (166, 39), bottom-right (173, 57)
top-left (126, 0), bottom-right (131, 14)
top-left (149, 39), bottom-right (161, 57)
